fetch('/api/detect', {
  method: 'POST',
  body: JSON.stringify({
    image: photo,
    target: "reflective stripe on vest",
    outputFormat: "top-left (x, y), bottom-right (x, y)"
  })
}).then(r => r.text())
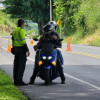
top-left (14, 38), bottom-right (25, 41)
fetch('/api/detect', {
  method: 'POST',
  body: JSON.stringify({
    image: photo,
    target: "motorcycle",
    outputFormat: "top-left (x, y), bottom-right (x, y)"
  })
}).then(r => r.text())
top-left (37, 43), bottom-right (59, 85)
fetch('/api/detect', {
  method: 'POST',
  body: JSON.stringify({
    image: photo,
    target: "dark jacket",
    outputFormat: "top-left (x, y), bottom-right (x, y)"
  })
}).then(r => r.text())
top-left (36, 32), bottom-right (62, 49)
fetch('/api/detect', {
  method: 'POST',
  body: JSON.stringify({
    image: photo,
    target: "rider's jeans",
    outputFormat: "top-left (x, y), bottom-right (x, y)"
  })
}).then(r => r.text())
top-left (57, 49), bottom-right (64, 65)
top-left (57, 49), bottom-right (64, 78)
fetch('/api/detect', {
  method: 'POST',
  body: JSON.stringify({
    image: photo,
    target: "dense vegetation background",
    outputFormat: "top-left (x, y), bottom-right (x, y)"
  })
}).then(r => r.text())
top-left (0, 9), bottom-right (16, 35)
top-left (0, 9), bottom-right (38, 36)
top-left (0, 0), bottom-right (100, 45)
top-left (53, 0), bottom-right (100, 45)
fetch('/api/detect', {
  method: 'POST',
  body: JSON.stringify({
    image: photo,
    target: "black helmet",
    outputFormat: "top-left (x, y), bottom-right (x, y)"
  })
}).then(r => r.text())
top-left (43, 21), bottom-right (57, 34)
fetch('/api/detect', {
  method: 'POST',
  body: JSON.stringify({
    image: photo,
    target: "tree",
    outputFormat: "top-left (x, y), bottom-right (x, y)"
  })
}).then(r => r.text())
top-left (3, 0), bottom-right (50, 34)
top-left (54, 0), bottom-right (81, 36)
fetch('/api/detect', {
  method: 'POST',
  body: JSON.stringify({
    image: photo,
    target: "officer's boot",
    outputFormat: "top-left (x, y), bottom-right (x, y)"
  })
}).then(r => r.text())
top-left (57, 63), bottom-right (66, 84)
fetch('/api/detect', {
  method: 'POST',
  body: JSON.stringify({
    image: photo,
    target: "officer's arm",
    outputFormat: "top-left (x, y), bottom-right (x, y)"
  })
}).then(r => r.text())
top-left (20, 29), bottom-right (29, 51)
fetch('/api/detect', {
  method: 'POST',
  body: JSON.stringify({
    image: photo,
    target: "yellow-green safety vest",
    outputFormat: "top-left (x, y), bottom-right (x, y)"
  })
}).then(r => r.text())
top-left (12, 27), bottom-right (26, 47)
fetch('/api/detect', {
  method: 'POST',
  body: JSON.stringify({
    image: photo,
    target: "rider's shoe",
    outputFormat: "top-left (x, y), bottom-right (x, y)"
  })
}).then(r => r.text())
top-left (61, 77), bottom-right (66, 84)
top-left (29, 80), bottom-right (35, 85)
top-left (29, 81), bottom-right (34, 85)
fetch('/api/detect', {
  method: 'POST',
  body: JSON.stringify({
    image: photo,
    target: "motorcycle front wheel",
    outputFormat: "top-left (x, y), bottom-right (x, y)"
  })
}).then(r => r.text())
top-left (45, 70), bottom-right (51, 85)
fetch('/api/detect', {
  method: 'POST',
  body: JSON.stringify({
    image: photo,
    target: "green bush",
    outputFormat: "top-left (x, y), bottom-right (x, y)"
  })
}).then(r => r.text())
top-left (54, 0), bottom-right (100, 37)
top-left (32, 34), bottom-right (39, 39)
top-left (0, 10), bottom-right (16, 35)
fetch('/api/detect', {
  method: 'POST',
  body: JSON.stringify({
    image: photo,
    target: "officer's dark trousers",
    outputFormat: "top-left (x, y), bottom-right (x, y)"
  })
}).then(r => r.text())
top-left (13, 47), bottom-right (26, 83)
top-left (30, 49), bottom-right (64, 81)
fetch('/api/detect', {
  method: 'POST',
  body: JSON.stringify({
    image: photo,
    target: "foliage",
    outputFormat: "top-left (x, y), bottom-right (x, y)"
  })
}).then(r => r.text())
top-left (0, 9), bottom-right (38, 36)
top-left (54, 0), bottom-right (100, 39)
top-left (32, 34), bottom-right (39, 39)
top-left (0, 10), bottom-right (16, 35)
top-left (2, 0), bottom-right (50, 34)
top-left (25, 20), bottom-right (38, 35)
top-left (2, 0), bottom-right (100, 45)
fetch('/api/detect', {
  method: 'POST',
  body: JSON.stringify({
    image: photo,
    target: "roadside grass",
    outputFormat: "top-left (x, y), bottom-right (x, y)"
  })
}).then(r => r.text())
top-left (0, 69), bottom-right (28, 100)
top-left (0, 33), bottom-right (10, 35)
top-left (62, 29), bottom-right (100, 46)
top-left (81, 30), bottom-right (100, 46)
top-left (62, 35), bottom-right (81, 44)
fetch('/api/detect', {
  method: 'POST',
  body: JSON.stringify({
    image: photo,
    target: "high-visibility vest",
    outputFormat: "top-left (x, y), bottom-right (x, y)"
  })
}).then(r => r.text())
top-left (12, 27), bottom-right (26, 47)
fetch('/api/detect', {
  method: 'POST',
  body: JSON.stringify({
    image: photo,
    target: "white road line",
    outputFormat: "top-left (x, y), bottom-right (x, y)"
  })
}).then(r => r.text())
top-left (63, 44), bottom-right (100, 50)
top-left (64, 73), bottom-right (100, 91)
top-left (27, 57), bottom-right (35, 62)
top-left (2, 47), bottom-right (7, 50)
top-left (2, 46), bottom-right (100, 91)
top-left (2, 46), bottom-right (35, 62)
top-left (67, 44), bottom-right (100, 50)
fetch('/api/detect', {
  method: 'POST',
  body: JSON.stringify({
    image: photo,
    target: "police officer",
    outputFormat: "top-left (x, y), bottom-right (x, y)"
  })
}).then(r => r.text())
top-left (12, 19), bottom-right (30, 86)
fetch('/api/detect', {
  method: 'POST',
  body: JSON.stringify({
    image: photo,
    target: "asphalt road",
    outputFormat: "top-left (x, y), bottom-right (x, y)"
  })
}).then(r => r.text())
top-left (0, 36), bottom-right (100, 100)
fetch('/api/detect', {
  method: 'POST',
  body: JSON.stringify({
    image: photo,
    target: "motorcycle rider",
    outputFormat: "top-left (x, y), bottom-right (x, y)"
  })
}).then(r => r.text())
top-left (29, 21), bottom-right (65, 84)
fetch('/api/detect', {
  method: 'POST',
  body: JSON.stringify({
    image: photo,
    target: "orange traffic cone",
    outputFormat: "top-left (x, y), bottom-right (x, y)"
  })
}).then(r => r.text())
top-left (30, 36), bottom-right (34, 45)
top-left (7, 39), bottom-right (11, 52)
top-left (66, 37), bottom-right (72, 51)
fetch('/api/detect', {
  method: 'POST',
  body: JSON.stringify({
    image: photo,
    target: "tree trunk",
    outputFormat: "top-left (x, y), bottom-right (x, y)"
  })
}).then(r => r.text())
top-left (38, 21), bottom-right (46, 35)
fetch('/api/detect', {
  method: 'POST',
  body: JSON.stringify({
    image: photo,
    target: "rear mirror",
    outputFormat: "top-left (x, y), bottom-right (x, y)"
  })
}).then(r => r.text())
top-left (33, 38), bottom-right (38, 41)
top-left (59, 39), bottom-right (63, 42)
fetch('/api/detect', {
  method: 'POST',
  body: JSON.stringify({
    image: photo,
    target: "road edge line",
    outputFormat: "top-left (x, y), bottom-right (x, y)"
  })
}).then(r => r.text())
top-left (64, 73), bottom-right (100, 91)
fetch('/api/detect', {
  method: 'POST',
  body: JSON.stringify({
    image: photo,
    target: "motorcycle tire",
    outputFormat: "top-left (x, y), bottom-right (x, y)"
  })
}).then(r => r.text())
top-left (45, 70), bottom-right (51, 85)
